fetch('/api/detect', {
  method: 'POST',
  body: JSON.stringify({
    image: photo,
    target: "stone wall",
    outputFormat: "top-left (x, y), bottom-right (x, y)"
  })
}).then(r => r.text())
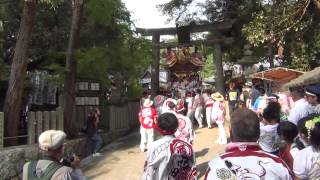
top-left (0, 128), bottom-right (131, 180)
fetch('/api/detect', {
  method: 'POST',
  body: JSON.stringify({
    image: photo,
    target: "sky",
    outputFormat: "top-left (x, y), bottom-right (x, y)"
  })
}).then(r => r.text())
top-left (122, 0), bottom-right (174, 29)
top-left (122, 0), bottom-right (207, 41)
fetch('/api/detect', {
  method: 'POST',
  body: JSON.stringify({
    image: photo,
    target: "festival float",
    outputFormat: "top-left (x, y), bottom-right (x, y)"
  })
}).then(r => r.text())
top-left (160, 45), bottom-right (206, 96)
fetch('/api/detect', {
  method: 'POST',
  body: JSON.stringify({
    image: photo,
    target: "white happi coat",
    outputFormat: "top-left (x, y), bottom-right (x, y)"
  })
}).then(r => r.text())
top-left (175, 113), bottom-right (194, 144)
top-left (161, 98), bottom-right (177, 114)
top-left (212, 101), bottom-right (225, 123)
top-left (186, 97), bottom-right (194, 116)
top-left (204, 143), bottom-right (293, 180)
top-left (142, 135), bottom-right (198, 180)
top-left (293, 146), bottom-right (320, 180)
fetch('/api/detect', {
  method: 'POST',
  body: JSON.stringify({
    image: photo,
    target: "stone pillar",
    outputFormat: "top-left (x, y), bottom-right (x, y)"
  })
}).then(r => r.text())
top-left (0, 112), bottom-right (3, 148)
top-left (214, 42), bottom-right (225, 95)
top-left (151, 33), bottom-right (160, 98)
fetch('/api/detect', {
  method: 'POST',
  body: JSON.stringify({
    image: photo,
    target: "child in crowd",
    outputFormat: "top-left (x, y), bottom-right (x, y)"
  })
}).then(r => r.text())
top-left (142, 113), bottom-right (198, 180)
top-left (212, 92), bottom-right (227, 144)
top-left (253, 88), bottom-right (267, 118)
top-left (277, 121), bottom-right (299, 171)
top-left (258, 101), bottom-right (280, 155)
top-left (138, 99), bottom-right (157, 152)
top-left (175, 99), bottom-right (194, 145)
top-left (295, 114), bottom-right (317, 150)
top-left (161, 98), bottom-right (177, 114)
top-left (293, 115), bottom-right (320, 180)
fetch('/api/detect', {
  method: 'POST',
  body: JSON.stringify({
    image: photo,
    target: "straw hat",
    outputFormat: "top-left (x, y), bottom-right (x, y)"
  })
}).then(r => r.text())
top-left (211, 92), bottom-right (224, 101)
top-left (143, 98), bottom-right (153, 107)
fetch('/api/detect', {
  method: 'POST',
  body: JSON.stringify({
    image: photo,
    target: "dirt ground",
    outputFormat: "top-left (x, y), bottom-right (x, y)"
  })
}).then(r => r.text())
top-left (82, 124), bottom-right (229, 180)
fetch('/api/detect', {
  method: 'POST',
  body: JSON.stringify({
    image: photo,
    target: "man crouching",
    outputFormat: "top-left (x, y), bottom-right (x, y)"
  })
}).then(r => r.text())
top-left (23, 130), bottom-right (85, 180)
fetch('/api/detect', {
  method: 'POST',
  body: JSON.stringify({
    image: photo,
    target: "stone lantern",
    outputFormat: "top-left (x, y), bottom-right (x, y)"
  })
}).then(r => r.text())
top-left (238, 44), bottom-right (258, 78)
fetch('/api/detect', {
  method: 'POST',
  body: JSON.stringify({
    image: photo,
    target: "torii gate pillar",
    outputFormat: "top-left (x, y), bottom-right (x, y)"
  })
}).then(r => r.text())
top-left (151, 33), bottom-right (160, 98)
top-left (213, 42), bottom-right (225, 96)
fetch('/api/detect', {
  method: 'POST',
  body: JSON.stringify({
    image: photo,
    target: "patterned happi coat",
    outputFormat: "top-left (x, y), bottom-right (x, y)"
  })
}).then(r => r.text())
top-left (142, 135), bottom-right (198, 180)
top-left (139, 106), bottom-right (157, 129)
top-left (204, 143), bottom-right (293, 180)
top-left (175, 114), bottom-right (194, 145)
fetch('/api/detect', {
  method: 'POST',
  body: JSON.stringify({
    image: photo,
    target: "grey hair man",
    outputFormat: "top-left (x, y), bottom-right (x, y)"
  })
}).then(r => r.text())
top-left (204, 108), bottom-right (293, 180)
top-left (288, 87), bottom-right (315, 125)
top-left (23, 130), bottom-right (85, 180)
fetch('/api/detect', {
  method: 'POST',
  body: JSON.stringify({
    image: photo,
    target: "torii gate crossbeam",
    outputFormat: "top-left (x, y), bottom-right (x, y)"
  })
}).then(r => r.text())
top-left (137, 20), bottom-right (235, 98)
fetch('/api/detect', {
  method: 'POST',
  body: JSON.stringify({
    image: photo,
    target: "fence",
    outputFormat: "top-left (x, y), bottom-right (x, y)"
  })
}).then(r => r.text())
top-left (0, 101), bottom-right (140, 148)
top-left (109, 101), bottom-right (140, 131)
top-left (0, 107), bottom-right (64, 148)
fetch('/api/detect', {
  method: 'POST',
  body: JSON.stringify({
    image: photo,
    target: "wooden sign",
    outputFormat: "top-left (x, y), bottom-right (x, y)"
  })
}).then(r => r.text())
top-left (76, 97), bottom-right (99, 106)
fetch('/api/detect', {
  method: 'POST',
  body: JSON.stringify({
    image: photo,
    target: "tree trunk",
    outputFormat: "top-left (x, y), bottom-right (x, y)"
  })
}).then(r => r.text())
top-left (151, 33), bottom-right (160, 98)
top-left (268, 42), bottom-right (274, 68)
top-left (3, 0), bottom-right (37, 146)
top-left (214, 43), bottom-right (225, 96)
top-left (64, 0), bottom-right (83, 138)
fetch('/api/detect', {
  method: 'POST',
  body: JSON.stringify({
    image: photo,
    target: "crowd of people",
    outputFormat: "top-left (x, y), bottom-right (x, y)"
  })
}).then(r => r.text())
top-left (139, 82), bottom-right (320, 180)
top-left (20, 82), bottom-right (320, 179)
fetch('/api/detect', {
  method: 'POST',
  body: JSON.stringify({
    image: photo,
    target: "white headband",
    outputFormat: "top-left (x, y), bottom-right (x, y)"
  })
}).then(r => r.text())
top-left (305, 91), bottom-right (317, 97)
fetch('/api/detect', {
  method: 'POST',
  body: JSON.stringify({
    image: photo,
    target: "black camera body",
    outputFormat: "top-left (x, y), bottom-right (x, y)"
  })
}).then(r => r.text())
top-left (61, 155), bottom-right (75, 167)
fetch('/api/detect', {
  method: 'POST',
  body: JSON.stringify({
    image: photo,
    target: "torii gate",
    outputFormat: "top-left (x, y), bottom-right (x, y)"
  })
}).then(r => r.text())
top-left (136, 20), bottom-right (235, 98)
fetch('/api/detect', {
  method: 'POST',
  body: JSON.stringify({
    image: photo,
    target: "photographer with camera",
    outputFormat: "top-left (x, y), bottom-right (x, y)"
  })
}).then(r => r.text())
top-left (23, 130), bottom-right (86, 180)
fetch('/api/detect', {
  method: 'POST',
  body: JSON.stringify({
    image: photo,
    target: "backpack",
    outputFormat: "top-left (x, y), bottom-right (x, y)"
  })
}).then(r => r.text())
top-left (28, 160), bottom-right (63, 180)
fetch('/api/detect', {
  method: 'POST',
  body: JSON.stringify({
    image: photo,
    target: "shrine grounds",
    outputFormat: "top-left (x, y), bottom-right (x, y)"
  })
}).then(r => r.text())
top-left (82, 124), bottom-right (228, 180)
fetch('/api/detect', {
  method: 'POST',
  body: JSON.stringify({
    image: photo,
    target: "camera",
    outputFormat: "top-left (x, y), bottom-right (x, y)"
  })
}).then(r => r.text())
top-left (61, 155), bottom-right (75, 167)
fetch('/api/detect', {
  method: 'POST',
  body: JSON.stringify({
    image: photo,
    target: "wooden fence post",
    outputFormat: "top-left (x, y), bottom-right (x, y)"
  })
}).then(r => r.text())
top-left (57, 107), bottom-right (64, 130)
top-left (36, 111), bottom-right (43, 139)
top-left (0, 112), bottom-right (4, 148)
top-left (44, 111), bottom-right (50, 131)
top-left (109, 106), bottom-right (115, 131)
top-left (28, 112), bottom-right (36, 144)
top-left (50, 111), bottom-right (57, 130)
top-left (124, 105), bottom-right (129, 129)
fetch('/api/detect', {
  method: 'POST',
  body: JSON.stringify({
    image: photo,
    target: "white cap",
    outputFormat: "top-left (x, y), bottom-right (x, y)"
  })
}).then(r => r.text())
top-left (38, 130), bottom-right (66, 151)
top-left (143, 98), bottom-right (154, 107)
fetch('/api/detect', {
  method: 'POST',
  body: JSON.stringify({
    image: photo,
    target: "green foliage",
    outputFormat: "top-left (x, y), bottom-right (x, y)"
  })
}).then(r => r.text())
top-left (242, 11), bottom-right (270, 46)
top-left (86, 0), bottom-right (130, 26)
top-left (127, 78), bottom-right (143, 99)
top-left (0, 61), bottom-right (10, 80)
top-left (242, 0), bottom-right (320, 69)
top-left (0, 0), bottom-right (154, 100)
top-left (76, 0), bottom-right (152, 98)
top-left (40, 0), bottom-right (64, 6)
top-left (202, 53), bottom-right (215, 78)
top-left (77, 36), bottom-right (152, 90)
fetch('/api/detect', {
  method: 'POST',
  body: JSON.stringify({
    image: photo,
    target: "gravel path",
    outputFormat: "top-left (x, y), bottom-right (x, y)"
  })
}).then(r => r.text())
top-left (82, 124), bottom-right (228, 180)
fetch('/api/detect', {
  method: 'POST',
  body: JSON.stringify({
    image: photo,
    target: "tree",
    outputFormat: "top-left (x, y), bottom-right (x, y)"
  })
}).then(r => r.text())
top-left (2, 0), bottom-right (152, 141)
top-left (3, 0), bottom-right (63, 145)
top-left (63, 0), bottom-right (84, 138)
top-left (242, 0), bottom-right (320, 71)
top-left (3, 0), bottom-right (38, 145)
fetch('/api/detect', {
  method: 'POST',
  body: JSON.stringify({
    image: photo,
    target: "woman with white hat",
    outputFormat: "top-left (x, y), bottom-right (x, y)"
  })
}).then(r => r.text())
top-left (138, 98), bottom-right (158, 152)
top-left (212, 92), bottom-right (227, 144)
